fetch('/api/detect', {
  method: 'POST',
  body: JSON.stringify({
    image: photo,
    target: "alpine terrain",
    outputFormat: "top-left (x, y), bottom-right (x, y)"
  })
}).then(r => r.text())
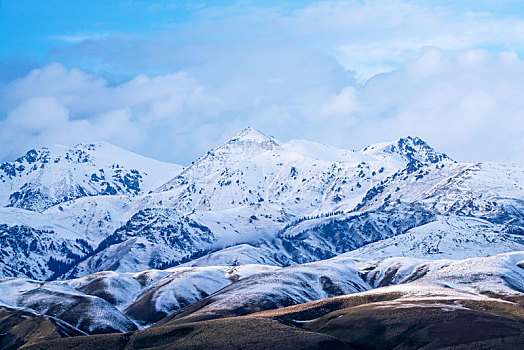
top-left (1, 127), bottom-right (524, 349)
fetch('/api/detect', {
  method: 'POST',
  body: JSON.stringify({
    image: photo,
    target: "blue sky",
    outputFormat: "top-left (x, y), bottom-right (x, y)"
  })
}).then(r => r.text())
top-left (2, 0), bottom-right (524, 164)
top-left (1, 1), bottom-right (318, 80)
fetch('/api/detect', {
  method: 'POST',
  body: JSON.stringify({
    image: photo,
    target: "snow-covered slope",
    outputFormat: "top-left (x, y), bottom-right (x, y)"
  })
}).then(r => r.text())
top-left (0, 263), bottom-right (277, 333)
top-left (356, 251), bottom-right (524, 296)
top-left (3, 250), bottom-right (524, 339)
top-left (344, 215), bottom-right (524, 260)
top-left (354, 161), bottom-right (524, 225)
top-left (0, 142), bottom-right (182, 212)
top-left (155, 251), bottom-right (524, 325)
top-left (0, 278), bottom-right (138, 334)
top-left (0, 128), bottom-right (523, 280)
top-left (122, 264), bottom-right (278, 326)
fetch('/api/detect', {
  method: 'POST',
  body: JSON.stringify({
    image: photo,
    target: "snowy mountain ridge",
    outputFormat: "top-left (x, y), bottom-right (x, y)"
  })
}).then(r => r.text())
top-left (0, 142), bottom-right (183, 212)
top-left (0, 127), bottom-right (522, 281)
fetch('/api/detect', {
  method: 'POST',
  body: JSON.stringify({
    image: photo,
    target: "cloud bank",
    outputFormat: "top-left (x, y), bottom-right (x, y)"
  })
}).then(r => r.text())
top-left (2, 1), bottom-right (524, 165)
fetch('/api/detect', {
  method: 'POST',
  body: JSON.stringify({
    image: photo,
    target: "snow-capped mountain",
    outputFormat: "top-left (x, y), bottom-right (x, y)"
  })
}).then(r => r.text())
top-left (51, 129), bottom-right (458, 276)
top-left (0, 127), bottom-right (523, 281)
top-left (2, 127), bottom-right (524, 348)
top-left (156, 128), bottom-right (449, 216)
top-left (0, 143), bottom-right (183, 280)
top-left (361, 135), bottom-right (452, 165)
top-left (0, 142), bottom-right (182, 212)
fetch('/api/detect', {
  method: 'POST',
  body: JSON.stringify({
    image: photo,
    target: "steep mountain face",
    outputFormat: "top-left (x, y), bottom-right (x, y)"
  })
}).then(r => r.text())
top-left (45, 129), bottom-right (456, 278)
top-left (0, 223), bottom-right (91, 280)
top-left (0, 142), bottom-right (182, 212)
top-left (361, 135), bottom-right (452, 165)
top-left (61, 208), bottom-right (217, 278)
top-left (273, 202), bottom-right (436, 264)
top-left (0, 127), bottom-right (522, 282)
top-left (0, 207), bottom-right (97, 280)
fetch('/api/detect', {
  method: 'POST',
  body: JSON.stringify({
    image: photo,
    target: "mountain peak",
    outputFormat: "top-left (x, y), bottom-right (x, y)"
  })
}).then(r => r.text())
top-left (215, 127), bottom-right (280, 154)
top-left (362, 136), bottom-right (453, 164)
top-left (157, 127), bottom-right (280, 192)
top-left (73, 141), bottom-right (116, 150)
top-left (1, 141), bottom-right (182, 211)
top-left (228, 127), bottom-right (276, 144)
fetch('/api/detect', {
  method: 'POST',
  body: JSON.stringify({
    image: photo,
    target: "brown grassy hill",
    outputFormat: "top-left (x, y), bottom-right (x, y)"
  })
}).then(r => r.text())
top-left (21, 283), bottom-right (524, 350)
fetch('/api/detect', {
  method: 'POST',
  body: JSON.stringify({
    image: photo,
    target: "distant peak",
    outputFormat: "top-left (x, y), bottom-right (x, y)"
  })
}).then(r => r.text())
top-left (220, 127), bottom-right (281, 150)
top-left (229, 127), bottom-right (275, 143)
top-left (362, 136), bottom-right (453, 164)
top-left (73, 141), bottom-right (117, 150)
top-left (191, 127), bottom-right (281, 163)
top-left (397, 136), bottom-right (425, 147)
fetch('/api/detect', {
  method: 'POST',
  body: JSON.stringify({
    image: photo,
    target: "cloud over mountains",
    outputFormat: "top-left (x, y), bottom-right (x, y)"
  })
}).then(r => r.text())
top-left (2, 1), bottom-right (524, 164)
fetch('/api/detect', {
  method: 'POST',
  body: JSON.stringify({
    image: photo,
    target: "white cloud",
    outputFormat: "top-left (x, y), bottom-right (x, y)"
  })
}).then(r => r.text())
top-left (3, 1), bottom-right (524, 164)
top-left (3, 49), bottom-right (524, 165)
top-left (6, 97), bottom-right (70, 130)
top-left (321, 87), bottom-right (357, 116)
top-left (350, 49), bottom-right (524, 163)
top-left (284, 0), bottom-right (524, 80)
top-left (0, 63), bottom-right (224, 162)
top-left (44, 0), bottom-right (524, 83)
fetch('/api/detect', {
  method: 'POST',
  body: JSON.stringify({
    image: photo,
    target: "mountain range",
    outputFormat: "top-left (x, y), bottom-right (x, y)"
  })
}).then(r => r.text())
top-left (1, 127), bottom-right (524, 349)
